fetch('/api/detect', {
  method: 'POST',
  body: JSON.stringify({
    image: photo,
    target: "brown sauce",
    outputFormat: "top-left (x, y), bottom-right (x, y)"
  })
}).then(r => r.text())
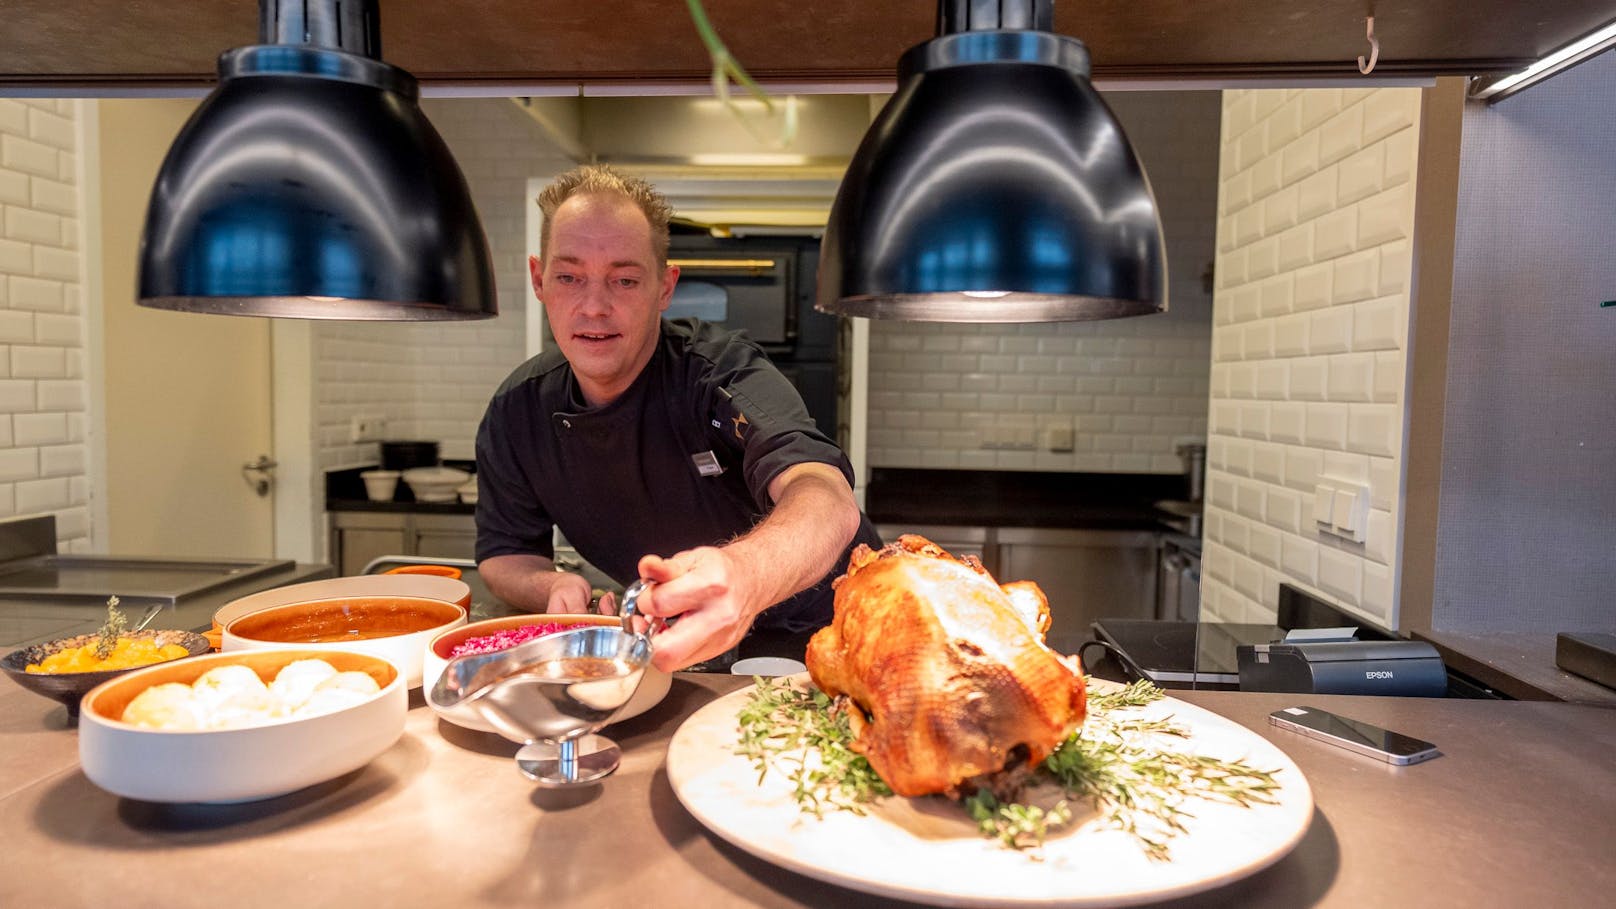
top-left (229, 597), bottom-right (459, 643)
top-left (530, 656), bottom-right (634, 682)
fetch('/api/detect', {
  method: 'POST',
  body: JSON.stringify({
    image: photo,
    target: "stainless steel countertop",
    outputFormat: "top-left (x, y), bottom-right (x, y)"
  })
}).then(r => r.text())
top-left (1, 674), bottom-right (1613, 907)
top-left (0, 561), bottom-right (337, 650)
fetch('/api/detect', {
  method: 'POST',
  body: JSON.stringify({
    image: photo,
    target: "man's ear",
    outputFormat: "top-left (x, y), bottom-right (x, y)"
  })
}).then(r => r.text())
top-left (528, 255), bottom-right (544, 300)
top-left (657, 262), bottom-right (680, 313)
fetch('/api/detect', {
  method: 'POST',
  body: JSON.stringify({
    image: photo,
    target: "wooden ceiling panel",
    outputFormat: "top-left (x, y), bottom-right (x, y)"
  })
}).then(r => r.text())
top-left (2, 1), bottom-right (1613, 90)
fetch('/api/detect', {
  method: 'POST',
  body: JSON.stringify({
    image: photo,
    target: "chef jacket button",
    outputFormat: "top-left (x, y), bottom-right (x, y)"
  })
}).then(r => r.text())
top-left (561, 419), bottom-right (572, 429)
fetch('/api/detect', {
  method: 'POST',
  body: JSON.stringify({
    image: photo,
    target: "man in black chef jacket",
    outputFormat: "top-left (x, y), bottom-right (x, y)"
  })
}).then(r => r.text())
top-left (475, 164), bottom-right (880, 672)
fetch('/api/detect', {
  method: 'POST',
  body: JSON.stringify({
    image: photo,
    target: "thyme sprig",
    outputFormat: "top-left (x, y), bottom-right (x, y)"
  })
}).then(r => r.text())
top-left (735, 676), bottom-right (1283, 860)
top-left (93, 595), bottom-right (126, 660)
top-left (963, 789), bottom-right (1073, 851)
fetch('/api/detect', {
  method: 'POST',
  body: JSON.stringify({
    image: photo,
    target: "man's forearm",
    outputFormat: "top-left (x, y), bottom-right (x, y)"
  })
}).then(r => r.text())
top-left (479, 553), bottom-right (565, 613)
top-left (724, 464), bottom-right (862, 617)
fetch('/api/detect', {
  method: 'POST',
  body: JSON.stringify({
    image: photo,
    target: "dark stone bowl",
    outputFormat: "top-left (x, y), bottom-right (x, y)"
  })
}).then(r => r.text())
top-left (2, 629), bottom-right (213, 720)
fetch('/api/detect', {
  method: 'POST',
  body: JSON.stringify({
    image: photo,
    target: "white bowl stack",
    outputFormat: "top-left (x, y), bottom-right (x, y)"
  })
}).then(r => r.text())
top-left (402, 466), bottom-right (471, 503)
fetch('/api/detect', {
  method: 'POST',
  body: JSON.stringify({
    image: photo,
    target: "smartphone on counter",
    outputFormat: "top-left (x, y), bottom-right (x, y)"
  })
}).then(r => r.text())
top-left (1268, 705), bottom-right (1442, 765)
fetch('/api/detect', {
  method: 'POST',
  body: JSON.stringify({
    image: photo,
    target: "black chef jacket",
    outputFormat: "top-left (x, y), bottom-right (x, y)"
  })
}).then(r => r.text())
top-left (475, 318), bottom-right (881, 632)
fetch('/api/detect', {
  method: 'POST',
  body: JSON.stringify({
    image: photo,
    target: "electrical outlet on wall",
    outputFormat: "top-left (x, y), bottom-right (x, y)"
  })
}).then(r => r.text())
top-left (350, 414), bottom-right (387, 443)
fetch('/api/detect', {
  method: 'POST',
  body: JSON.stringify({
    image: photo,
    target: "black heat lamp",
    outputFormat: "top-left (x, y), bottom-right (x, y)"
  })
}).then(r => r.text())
top-left (137, 0), bottom-right (496, 320)
top-left (817, 0), bottom-right (1166, 322)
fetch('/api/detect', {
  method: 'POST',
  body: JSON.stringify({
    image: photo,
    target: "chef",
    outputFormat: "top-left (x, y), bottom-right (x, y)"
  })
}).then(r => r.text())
top-left (474, 164), bottom-right (881, 672)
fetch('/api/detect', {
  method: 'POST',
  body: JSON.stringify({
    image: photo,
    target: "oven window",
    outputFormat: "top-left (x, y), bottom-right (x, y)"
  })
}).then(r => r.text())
top-left (667, 281), bottom-right (729, 322)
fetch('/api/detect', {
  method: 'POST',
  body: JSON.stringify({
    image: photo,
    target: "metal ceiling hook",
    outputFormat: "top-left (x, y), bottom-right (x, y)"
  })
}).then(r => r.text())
top-left (1358, 16), bottom-right (1380, 75)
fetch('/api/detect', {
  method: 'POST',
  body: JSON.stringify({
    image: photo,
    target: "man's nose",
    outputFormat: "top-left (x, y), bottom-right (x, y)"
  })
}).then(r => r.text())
top-left (577, 281), bottom-right (611, 316)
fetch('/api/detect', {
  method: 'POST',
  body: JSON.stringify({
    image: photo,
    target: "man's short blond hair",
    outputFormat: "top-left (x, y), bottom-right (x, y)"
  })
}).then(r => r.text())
top-left (537, 164), bottom-right (675, 267)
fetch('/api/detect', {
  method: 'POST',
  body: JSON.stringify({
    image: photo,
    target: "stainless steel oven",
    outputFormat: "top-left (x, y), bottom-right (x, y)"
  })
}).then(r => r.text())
top-left (667, 246), bottom-right (798, 351)
top-left (666, 233), bottom-right (841, 439)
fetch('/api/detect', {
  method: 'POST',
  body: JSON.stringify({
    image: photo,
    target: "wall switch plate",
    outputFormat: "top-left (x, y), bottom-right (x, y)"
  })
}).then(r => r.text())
top-left (1045, 424), bottom-right (1076, 452)
top-left (1315, 479), bottom-right (1368, 542)
top-left (1313, 484), bottom-right (1336, 526)
top-left (350, 414), bottom-right (387, 443)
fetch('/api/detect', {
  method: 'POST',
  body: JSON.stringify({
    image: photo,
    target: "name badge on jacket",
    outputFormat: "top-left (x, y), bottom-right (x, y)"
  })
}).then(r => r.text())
top-left (691, 450), bottom-right (724, 477)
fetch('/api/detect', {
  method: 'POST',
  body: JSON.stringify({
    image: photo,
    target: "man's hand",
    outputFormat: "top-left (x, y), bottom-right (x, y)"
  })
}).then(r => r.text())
top-left (544, 571), bottom-right (596, 614)
top-left (634, 547), bottom-right (754, 672)
top-left (480, 553), bottom-right (606, 615)
top-left (631, 462), bottom-right (861, 672)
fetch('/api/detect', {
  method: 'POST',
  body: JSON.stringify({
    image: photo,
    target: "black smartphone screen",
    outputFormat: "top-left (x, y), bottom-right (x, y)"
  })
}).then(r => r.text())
top-left (1271, 706), bottom-right (1439, 759)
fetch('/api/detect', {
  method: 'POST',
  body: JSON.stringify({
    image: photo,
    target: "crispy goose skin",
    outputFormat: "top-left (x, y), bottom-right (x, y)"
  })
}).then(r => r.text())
top-left (805, 535), bottom-right (1087, 798)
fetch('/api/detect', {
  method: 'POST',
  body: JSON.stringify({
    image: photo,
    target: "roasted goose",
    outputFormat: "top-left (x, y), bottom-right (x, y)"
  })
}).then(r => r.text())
top-left (805, 535), bottom-right (1087, 798)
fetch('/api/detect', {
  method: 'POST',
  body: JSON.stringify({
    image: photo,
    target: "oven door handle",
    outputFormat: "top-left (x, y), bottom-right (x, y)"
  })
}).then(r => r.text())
top-left (669, 257), bottom-right (778, 274)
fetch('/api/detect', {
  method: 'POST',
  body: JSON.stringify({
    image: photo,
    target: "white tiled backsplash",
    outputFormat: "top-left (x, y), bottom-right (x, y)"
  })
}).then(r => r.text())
top-left (314, 99), bottom-right (573, 471)
top-left (866, 91), bottom-right (1222, 474)
top-left (1199, 87), bottom-right (1421, 630)
top-left (0, 99), bottom-right (90, 552)
top-left (866, 318), bottom-right (1211, 471)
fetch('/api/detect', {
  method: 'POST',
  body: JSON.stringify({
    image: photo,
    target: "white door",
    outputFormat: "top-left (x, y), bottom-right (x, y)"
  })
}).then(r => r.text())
top-left (92, 99), bottom-right (275, 558)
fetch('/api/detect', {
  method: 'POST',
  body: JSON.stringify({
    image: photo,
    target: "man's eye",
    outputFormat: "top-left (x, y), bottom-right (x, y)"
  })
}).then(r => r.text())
top-left (554, 274), bottom-right (579, 285)
top-left (615, 278), bottom-right (639, 289)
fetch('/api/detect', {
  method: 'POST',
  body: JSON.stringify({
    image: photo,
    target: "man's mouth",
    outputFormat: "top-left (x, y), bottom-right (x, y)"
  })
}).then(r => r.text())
top-left (574, 331), bottom-right (620, 343)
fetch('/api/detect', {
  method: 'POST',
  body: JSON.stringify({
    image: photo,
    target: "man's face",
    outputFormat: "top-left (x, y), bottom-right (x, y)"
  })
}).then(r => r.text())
top-left (531, 192), bottom-right (678, 406)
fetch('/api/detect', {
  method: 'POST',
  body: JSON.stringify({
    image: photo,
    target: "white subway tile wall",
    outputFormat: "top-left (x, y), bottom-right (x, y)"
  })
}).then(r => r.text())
top-left (866, 92), bottom-right (1222, 473)
top-left (0, 99), bottom-right (89, 552)
top-left (1200, 88), bottom-right (1420, 629)
top-left (314, 100), bottom-right (575, 470)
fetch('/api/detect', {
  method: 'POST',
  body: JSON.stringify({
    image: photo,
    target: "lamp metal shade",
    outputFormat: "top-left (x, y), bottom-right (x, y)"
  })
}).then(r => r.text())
top-left (137, 46), bottom-right (496, 320)
top-left (817, 31), bottom-right (1166, 322)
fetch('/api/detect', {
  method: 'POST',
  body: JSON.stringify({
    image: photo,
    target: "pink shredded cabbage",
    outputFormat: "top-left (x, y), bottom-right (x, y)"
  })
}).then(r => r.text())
top-left (450, 622), bottom-right (572, 657)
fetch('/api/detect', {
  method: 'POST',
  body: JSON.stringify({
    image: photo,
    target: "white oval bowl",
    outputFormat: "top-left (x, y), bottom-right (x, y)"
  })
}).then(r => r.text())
top-left (423, 614), bottom-right (671, 738)
top-left (215, 574), bottom-right (472, 630)
top-left (79, 649), bottom-right (405, 804)
top-left (223, 596), bottom-right (467, 689)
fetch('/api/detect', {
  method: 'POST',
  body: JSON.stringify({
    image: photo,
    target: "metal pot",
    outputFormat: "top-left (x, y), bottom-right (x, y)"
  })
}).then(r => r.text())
top-left (380, 440), bottom-right (439, 471)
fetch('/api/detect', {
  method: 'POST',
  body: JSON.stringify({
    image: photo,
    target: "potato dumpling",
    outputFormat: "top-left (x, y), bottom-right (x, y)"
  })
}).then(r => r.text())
top-left (122, 683), bottom-right (206, 730)
top-left (268, 658), bottom-right (340, 710)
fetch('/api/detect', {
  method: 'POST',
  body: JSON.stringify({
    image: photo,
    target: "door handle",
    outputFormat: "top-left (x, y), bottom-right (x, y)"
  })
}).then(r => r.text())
top-left (242, 455), bottom-right (277, 497)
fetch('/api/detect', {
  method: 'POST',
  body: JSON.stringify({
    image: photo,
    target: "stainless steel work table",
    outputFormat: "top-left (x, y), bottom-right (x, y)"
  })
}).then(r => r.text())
top-left (1, 674), bottom-right (1612, 908)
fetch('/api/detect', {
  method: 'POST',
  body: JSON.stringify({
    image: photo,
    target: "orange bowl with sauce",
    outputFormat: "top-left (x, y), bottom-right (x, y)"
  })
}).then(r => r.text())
top-left (221, 596), bottom-right (466, 689)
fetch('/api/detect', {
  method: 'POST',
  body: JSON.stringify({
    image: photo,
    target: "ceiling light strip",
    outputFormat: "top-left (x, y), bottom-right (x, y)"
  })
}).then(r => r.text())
top-left (1470, 19), bottom-right (1616, 102)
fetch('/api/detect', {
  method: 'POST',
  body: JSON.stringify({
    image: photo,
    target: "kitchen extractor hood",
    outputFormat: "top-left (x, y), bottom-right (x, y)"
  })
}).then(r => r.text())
top-left (136, 0), bottom-right (496, 320)
top-left (816, 0), bottom-right (1166, 322)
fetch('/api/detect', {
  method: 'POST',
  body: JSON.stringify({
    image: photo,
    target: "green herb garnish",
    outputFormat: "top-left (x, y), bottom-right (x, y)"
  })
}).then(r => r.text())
top-left (735, 677), bottom-right (891, 816)
top-left (736, 676), bottom-right (1282, 860)
top-left (963, 788), bottom-right (1073, 851)
top-left (93, 595), bottom-right (127, 660)
top-left (1085, 677), bottom-right (1166, 710)
top-left (1042, 703), bottom-right (1282, 861)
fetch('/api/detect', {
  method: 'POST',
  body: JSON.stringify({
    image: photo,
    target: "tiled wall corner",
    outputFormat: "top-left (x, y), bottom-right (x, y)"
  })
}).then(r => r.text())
top-left (314, 100), bottom-right (576, 470)
top-left (1200, 88), bottom-right (1420, 629)
top-left (0, 98), bottom-right (90, 552)
top-left (866, 92), bottom-right (1221, 473)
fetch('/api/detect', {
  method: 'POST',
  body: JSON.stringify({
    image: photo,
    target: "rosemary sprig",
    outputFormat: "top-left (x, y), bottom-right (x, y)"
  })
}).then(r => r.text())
top-left (1086, 677), bottom-right (1166, 710)
top-left (735, 676), bottom-right (1282, 860)
top-left (735, 678), bottom-right (891, 816)
top-left (93, 595), bottom-right (126, 660)
top-left (1042, 703), bottom-right (1282, 861)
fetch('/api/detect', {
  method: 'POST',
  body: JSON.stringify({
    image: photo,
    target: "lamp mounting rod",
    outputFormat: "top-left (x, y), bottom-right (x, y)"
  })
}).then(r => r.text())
top-left (937, 0), bottom-right (1053, 34)
top-left (260, 0), bottom-right (381, 58)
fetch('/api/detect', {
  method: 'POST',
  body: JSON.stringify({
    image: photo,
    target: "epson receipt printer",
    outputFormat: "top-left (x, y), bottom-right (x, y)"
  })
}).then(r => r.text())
top-left (1237, 639), bottom-right (1447, 697)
